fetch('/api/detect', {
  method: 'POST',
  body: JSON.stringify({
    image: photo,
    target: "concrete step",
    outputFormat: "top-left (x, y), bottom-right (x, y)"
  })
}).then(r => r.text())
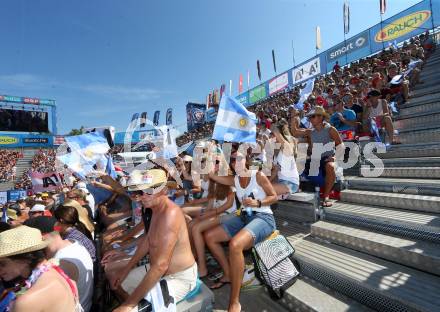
top-left (323, 202), bottom-right (440, 243)
top-left (340, 189), bottom-right (440, 214)
top-left (410, 85), bottom-right (440, 98)
top-left (360, 166), bottom-right (440, 179)
top-left (346, 176), bottom-right (440, 196)
top-left (376, 156), bottom-right (440, 167)
top-left (420, 69), bottom-right (440, 80)
top-left (274, 192), bottom-right (317, 224)
top-left (398, 101), bottom-right (439, 116)
top-left (293, 238), bottom-right (440, 312)
top-left (381, 142), bottom-right (440, 158)
top-left (403, 92), bottom-right (440, 106)
top-left (177, 283), bottom-right (214, 312)
top-left (395, 109), bottom-right (440, 129)
top-left (311, 221), bottom-right (440, 276)
top-left (280, 276), bottom-right (372, 312)
top-left (397, 127), bottom-right (440, 144)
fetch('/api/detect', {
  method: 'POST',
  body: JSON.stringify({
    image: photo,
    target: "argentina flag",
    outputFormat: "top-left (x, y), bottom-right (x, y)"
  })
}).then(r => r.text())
top-left (212, 95), bottom-right (257, 143)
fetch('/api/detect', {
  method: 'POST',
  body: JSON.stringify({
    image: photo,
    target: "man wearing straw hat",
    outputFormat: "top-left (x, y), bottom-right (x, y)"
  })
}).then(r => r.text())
top-left (112, 168), bottom-right (197, 312)
top-left (0, 226), bottom-right (80, 311)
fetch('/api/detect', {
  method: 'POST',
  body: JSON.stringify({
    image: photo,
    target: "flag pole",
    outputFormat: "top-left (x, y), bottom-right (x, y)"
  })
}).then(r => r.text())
top-left (291, 40), bottom-right (296, 67)
top-left (380, 11), bottom-right (385, 50)
top-left (343, 32), bottom-right (348, 65)
top-left (429, 0), bottom-right (435, 35)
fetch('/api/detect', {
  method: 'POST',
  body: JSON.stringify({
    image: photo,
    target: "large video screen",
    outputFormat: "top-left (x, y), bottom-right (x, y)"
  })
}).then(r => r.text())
top-left (0, 108), bottom-right (49, 132)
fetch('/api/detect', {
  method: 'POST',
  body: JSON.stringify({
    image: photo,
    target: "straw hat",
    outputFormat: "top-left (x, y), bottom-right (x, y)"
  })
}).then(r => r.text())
top-left (306, 106), bottom-right (329, 119)
top-left (62, 199), bottom-right (95, 233)
top-left (0, 226), bottom-right (48, 258)
top-left (126, 169), bottom-right (168, 191)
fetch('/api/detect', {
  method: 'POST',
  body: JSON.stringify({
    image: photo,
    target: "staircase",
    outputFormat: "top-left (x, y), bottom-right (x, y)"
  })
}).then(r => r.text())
top-left (0, 149), bottom-right (37, 191)
top-left (276, 49), bottom-right (440, 312)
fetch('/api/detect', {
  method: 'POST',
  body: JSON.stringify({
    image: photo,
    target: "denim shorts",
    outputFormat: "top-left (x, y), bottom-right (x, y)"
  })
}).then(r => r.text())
top-left (220, 212), bottom-right (276, 245)
top-left (279, 179), bottom-right (299, 194)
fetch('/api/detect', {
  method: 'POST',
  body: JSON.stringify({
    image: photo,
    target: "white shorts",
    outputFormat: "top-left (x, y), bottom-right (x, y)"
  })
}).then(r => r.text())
top-left (121, 262), bottom-right (198, 303)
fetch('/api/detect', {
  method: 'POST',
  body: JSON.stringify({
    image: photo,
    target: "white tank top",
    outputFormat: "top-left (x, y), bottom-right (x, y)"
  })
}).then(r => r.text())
top-left (234, 170), bottom-right (272, 214)
top-left (213, 187), bottom-right (237, 214)
top-left (55, 242), bottom-right (94, 312)
top-left (369, 100), bottom-right (384, 118)
top-left (275, 145), bottom-right (299, 186)
top-left (201, 179), bottom-right (210, 198)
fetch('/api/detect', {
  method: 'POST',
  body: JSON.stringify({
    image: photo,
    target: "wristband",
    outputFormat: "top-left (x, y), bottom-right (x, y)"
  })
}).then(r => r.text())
top-left (258, 200), bottom-right (262, 208)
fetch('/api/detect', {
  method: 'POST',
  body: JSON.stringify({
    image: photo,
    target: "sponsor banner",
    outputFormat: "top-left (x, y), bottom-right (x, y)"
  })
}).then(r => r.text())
top-left (0, 192), bottom-right (7, 204)
top-left (0, 134), bottom-right (53, 148)
top-left (236, 92), bottom-right (249, 107)
top-left (0, 94), bottom-right (55, 106)
top-left (249, 85), bottom-right (266, 104)
top-left (186, 103), bottom-right (206, 131)
top-left (326, 31), bottom-right (371, 71)
top-left (30, 172), bottom-right (63, 193)
top-left (8, 190), bottom-right (27, 202)
top-left (269, 72), bottom-right (289, 95)
top-left (293, 57), bottom-right (321, 84)
top-left (369, 0), bottom-right (431, 52)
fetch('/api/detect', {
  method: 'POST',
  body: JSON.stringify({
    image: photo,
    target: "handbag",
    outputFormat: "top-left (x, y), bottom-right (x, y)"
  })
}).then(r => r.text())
top-left (251, 234), bottom-right (300, 299)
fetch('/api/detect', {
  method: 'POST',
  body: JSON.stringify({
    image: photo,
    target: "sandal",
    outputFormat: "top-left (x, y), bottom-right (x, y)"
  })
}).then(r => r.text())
top-left (209, 280), bottom-right (230, 290)
top-left (322, 199), bottom-right (333, 207)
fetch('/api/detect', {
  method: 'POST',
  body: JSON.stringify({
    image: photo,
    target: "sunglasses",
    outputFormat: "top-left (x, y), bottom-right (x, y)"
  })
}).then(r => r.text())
top-left (308, 114), bottom-right (322, 119)
top-left (127, 186), bottom-right (162, 197)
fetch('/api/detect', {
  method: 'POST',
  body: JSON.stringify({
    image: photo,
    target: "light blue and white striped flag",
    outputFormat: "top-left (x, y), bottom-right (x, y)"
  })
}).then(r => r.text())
top-left (212, 95), bottom-right (257, 143)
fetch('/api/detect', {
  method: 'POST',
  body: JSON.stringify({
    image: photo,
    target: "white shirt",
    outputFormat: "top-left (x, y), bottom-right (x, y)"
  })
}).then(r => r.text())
top-left (55, 242), bottom-right (94, 312)
top-left (234, 170), bottom-right (272, 214)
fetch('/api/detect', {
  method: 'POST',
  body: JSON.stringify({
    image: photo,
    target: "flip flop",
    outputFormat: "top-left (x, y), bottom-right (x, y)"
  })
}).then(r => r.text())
top-left (208, 271), bottom-right (223, 281)
top-left (209, 280), bottom-right (230, 290)
top-left (322, 199), bottom-right (333, 207)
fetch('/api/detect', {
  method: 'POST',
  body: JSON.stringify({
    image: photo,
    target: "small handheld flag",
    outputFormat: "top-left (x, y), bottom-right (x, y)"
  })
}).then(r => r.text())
top-left (212, 95), bottom-right (257, 143)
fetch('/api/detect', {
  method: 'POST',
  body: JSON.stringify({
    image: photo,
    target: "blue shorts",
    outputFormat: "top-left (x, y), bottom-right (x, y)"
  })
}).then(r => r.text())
top-left (220, 212), bottom-right (276, 245)
top-left (279, 179), bottom-right (299, 194)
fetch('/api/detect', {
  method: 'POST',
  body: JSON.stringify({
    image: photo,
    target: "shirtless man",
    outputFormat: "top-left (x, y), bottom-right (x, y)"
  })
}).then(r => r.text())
top-left (112, 169), bottom-right (197, 312)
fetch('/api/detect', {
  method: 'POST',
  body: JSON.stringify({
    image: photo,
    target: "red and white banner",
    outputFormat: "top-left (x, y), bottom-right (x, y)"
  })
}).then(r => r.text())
top-left (31, 172), bottom-right (63, 193)
top-left (54, 135), bottom-right (65, 145)
top-left (269, 72), bottom-right (289, 95)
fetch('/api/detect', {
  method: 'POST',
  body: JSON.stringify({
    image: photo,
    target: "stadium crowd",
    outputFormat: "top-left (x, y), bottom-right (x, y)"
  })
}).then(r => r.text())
top-left (0, 151), bottom-right (19, 183)
top-left (0, 32), bottom-right (436, 312)
top-left (14, 149), bottom-right (57, 190)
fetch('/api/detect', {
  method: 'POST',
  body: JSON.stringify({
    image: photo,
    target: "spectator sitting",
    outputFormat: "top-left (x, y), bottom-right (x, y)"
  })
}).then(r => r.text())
top-left (25, 216), bottom-right (94, 312)
top-left (330, 100), bottom-right (358, 132)
top-left (0, 226), bottom-right (80, 312)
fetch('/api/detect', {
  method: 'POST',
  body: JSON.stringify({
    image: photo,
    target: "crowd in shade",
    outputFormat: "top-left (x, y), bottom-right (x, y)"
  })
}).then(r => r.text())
top-left (0, 151), bottom-right (19, 183)
top-left (0, 32), bottom-right (436, 312)
top-left (14, 149), bottom-right (57, 190)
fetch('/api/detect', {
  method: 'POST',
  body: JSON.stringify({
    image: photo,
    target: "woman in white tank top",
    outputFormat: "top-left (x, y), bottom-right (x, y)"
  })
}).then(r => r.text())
top-left (204, 150), bottom-right (278, 312)
top-left (189, 162), bottom-right (236, 278)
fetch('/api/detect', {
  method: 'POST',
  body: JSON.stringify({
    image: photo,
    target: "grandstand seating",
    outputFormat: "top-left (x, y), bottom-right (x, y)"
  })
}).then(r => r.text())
top-left (273, 46), bottom-right (440, 312)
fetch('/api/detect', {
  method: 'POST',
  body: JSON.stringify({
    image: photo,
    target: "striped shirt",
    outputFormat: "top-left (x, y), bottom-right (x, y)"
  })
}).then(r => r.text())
top-left (65, 228), bottom-right (96, 261)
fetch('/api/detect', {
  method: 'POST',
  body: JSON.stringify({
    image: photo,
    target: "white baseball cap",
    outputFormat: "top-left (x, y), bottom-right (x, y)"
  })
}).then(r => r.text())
top-left (30, 204), bottom-right (46, 213)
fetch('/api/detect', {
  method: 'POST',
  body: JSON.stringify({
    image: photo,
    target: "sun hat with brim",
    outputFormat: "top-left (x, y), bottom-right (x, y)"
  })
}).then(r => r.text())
top-left (62, 199), bottom-right (95, 233)
top-left (0, 226), bottom-right (48, 258)
top-left (306, 106), bottom-right (329, 119)
top-left (0, 209), bottom-right (18, 220)
top-left (126, 169), bottom-right (168, 191)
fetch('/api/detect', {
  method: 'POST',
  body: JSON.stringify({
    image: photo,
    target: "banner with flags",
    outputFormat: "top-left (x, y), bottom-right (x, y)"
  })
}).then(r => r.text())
top-left (159, 125), bottom-right (178, 159)
top-left (220, 84), bottom-right (226, 100)
top-left (380, 0), bottom-right (386, 14)
top-left (257, 60), bottom-right (262, 81)
top-left (153, 110), bottom-right (160, 126)
top-left (212, 95), bottom-right (257, 143)
top-left (343, 0), bottom-right (350, 34)
top-left (166, 108), bottom-right (173, 125)
top-left (131, 113), bottom-right (140, 126)
top-left (239, 74), bottom-right (243, 93)
top-left (140, 112), bottom-right (148, 128)
top-left (31, 172), bottom-right (63, 193)
top-left (316, 26), bottom-right (322, 50)
top-left (272, 49), bottom-right (277, 73)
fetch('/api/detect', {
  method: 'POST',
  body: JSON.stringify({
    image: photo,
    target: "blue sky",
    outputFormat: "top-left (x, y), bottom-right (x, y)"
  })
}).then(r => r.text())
top-left (0, 0), bottom-right (420, 135)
